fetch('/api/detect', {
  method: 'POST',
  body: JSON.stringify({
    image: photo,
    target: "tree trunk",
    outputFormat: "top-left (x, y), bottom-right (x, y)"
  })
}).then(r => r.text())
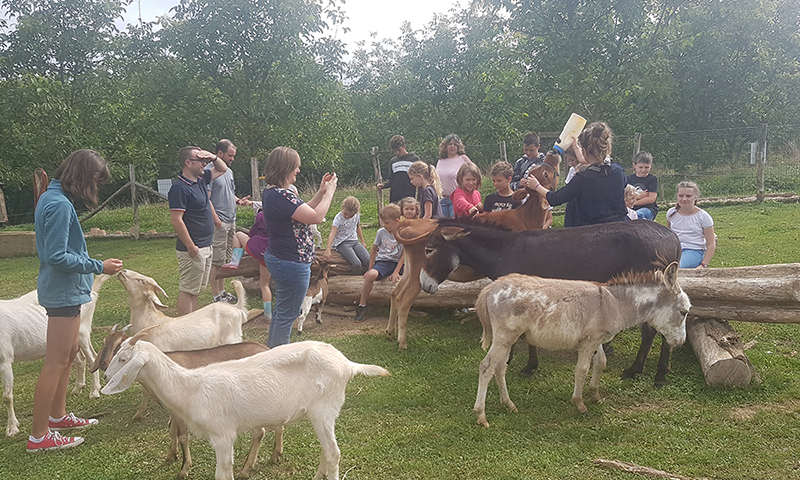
top-left (686, 317), bottom-right (755, 387)
top-left (326, 276), bottom-right (491, 308)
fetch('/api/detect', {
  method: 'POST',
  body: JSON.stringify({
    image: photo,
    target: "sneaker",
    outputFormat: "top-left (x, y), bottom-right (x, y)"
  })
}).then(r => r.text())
top-left (49, 413), bottom-right (99, 431)
top-left (212, 294), bottom-right (224, 303)
top-left (27, 431), bottom-right (85, 452)
top-left (221, 262), bottom-right (239, 270)
top-left (353, 305), bottom-right (368, 323)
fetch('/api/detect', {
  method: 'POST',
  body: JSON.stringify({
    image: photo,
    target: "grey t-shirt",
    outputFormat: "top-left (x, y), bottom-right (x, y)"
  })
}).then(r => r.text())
top-left (374, 227), bottom-right (403, 263)
top-left (206, 166), bottom-right (236, 223)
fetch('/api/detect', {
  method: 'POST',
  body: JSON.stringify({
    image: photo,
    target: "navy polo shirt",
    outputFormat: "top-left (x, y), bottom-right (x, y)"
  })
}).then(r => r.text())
top-left (168, 170), bottom-right (215, 251)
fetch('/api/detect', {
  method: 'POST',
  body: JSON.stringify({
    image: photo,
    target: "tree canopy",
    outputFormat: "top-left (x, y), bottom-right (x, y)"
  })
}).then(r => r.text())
top-left (0, 0), bottom-right (798, 221)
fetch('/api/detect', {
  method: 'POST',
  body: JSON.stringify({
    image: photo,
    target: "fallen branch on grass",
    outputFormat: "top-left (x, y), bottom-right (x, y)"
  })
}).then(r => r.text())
top-left (593, 459), bottom-right (712, 480)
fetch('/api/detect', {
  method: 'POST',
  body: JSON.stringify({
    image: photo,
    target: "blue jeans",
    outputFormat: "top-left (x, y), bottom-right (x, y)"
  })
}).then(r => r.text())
top-left (263, 250), bottom-right (311, 348)
top-left (636, 208), bottom-right (655, 220)
top-left (680, 249), bottom-right (704, 269)
top-left (440, 196), bottom-right (454, 218)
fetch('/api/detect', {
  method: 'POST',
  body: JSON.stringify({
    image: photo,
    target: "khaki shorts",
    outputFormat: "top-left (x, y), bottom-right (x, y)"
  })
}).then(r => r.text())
top-left (177, 246), bottom-right (213, 295)
top-left (212, 221), bottom-right (236, 266)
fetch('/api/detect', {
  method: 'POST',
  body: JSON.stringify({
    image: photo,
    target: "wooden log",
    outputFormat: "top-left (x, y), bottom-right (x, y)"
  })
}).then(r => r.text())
top-left (679, 263), bottom-right (800, 279)
top-left (326, 276), bottom-right (490, 308)
top-left (686, 317), bottom-right (755, 387)
top-left (215, 249), bottom-right (358, 279)
top-left (324, 268), bottom-right (800, 324)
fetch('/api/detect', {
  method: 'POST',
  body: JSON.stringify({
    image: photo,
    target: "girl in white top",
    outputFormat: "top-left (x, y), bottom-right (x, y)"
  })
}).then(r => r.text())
top-left (323, 196), bottom-right (369, 273)
top-left (436, 134), bottom-right (471, 217)
top-left (666, 181), bottom-right (716, 268)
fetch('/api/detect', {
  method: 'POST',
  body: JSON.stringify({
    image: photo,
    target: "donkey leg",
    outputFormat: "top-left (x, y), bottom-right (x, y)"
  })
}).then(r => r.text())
top-left (520, 343), bottom-right (539, 378)
top-left (494, 346), bottom-right (518, 414)
top-left (621, 323), bottom-right (656, 379)
top-left (475, 348), bottom-right (500, 428)
top-left (589, 347), bottom-right (607, 403)
top-left (572, 347), bottom-right (595, 414)
top-left (653, 334), bottom-right (672, 388)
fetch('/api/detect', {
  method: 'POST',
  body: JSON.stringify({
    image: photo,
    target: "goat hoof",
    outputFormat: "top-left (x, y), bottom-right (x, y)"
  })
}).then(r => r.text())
top-left (476, 417), bottom-right (490, 428)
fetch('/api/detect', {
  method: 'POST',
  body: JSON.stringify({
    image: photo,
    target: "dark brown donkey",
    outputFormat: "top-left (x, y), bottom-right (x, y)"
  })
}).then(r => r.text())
top-left (420, 219), bottom-right (682, 387)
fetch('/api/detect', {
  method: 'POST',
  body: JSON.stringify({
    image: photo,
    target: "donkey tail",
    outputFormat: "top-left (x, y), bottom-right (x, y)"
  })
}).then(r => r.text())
top-left (475, 289), bottom-right (493, 351)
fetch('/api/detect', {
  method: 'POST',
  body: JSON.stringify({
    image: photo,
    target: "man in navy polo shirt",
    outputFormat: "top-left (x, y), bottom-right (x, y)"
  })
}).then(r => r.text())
top-left (169, 146), bottom-right (229, 315)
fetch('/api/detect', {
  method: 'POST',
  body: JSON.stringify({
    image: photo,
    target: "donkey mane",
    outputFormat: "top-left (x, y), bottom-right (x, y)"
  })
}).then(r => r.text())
top-left (436, 216), bottom-right (513, 232)
top-left (604, 269), bottom-right (665, 287)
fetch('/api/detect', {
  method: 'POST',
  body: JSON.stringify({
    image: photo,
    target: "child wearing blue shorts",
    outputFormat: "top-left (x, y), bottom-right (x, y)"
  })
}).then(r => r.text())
top-left (353, 204), bottom-right (404, 322)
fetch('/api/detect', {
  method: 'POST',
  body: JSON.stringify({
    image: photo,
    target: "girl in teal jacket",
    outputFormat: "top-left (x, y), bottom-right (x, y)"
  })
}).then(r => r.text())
top-left (27, 150), bottom-right (123, 453)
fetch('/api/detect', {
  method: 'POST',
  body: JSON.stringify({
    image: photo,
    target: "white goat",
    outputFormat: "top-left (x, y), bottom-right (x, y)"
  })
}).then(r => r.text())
top-left (117, 269), bottom-right (247, 348)
top-left (103, 336), bottom-right (390, 480)
top-left (90, 327), bottom-right (282, 479)
top-left (111, 269), bottom-right (249, 420)
top-left (1, 274), bottom-right (109, 437)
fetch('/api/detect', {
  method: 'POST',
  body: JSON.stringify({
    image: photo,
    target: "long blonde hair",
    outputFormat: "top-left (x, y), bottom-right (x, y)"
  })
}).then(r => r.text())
top-left (408, 161), bottom-right (443, 197)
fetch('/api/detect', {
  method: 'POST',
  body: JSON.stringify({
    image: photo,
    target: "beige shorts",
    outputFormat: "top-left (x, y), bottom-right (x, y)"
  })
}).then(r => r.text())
top-left (177, 246), bottom-right (213, 295)
top-left (212, 221), bottom-right (236, 266)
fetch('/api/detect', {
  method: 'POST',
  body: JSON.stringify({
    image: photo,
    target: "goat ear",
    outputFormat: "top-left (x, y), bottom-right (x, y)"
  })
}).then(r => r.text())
top-left (101, 355), bottom-right (145, 395)
top-left (664, 262), bottom-right (680, 290)
top-left (511, 189), bottom-right (528, 203)
top-left (440, 227), bottom-right (470, 242)
top-left (147, 290), bottom-right (169, 310)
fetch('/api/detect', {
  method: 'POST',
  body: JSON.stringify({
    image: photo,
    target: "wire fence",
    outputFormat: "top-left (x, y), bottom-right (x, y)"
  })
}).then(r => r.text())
top-left (3, 124), bottom-right (799, 225)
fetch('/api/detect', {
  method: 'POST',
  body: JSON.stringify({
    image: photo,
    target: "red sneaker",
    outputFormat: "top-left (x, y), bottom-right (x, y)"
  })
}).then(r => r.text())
top-left (26, 431), bottom-right (84, 452)
top-left (48, 413), bottom-right (99, 431)
top-left (221, 262), bottom-right (239, 270)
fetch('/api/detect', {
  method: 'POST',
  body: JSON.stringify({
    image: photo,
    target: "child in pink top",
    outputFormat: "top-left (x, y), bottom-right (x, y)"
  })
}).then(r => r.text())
top-left (451, 162), bottom-right (483, 217)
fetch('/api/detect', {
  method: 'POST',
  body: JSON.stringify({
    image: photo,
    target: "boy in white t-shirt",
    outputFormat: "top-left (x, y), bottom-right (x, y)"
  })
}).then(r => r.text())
top-left (353, 204), bottom-right (404, 323)
top-left (323, 196), bottom-right (369, 274)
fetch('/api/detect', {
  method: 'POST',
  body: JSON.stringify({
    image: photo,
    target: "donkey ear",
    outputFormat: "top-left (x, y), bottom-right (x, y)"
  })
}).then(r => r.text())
top-left (440, 227), bottom-right (470, 242)
top-left (396, 218), bottom-right (439, 244)
top-left (663, 262), bottom-right (680, 290)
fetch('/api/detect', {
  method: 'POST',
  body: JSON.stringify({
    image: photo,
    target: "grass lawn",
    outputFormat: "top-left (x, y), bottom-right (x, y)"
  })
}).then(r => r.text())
top-left (1, 200), bottom-right (799, 479)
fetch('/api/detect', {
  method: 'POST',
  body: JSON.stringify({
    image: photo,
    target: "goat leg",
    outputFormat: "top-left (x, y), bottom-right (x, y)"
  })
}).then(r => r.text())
top-left (2, 361), bottom-right (19, 437)
top-left (237, 427), bottom-right (265, 479)
top-left (270, 426), bottom-right (284, 464)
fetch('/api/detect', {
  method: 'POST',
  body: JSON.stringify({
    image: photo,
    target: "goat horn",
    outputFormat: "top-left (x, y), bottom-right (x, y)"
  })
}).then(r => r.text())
top-left (129, 325), bottom-right (158, 345)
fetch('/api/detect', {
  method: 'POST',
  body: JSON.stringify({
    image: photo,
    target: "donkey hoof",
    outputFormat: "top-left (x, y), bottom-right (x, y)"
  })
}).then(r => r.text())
top-left (653, 378), bottom-right (668, 389)
top-left (621, 368), bottom-right (639, 380)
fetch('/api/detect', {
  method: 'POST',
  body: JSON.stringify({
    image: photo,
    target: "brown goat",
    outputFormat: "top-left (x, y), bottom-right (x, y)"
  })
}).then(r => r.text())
top-left (91, 326), bottom-right (283, 479)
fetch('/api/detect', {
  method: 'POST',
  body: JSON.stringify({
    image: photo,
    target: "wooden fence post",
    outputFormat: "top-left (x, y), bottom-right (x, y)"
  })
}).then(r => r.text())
top-left (372, 147), bottom-right (384, 215)
top-left (250, 157), bottom-right (260, 202)
top-left (130, 164), bottom-right (140, 239)
top-left (500, 141), bottom-right (507, 163)
top-left (632, 132), bottom-right (641, 161)
top-left (757, 124), bottom-right (767, 202)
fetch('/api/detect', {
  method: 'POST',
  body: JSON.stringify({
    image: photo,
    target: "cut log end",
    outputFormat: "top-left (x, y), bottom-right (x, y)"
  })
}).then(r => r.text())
top-left (704, 358), bottom-right (752, 387)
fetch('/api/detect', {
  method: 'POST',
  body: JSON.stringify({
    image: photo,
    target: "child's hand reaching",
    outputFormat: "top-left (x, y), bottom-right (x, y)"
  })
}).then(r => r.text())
top-left (389, 271), bottom-right (401, 282)
top-left (322, 251), bottom-right (332, 262)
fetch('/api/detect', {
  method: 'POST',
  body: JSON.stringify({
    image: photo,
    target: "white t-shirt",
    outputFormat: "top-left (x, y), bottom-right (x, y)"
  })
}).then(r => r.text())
top-left (331, 212), bottom-right (360, 247)
top-left (374, 227), bottom-right (403, 262)
top-left (667, 207), bottom-right (714, 250)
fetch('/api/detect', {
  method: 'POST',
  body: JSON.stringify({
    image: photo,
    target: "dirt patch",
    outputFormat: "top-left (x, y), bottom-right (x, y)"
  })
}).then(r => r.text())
top-left (243, 305), bottom-right (388, 339)
top-left (729, 399), bottom-right (800, 421)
